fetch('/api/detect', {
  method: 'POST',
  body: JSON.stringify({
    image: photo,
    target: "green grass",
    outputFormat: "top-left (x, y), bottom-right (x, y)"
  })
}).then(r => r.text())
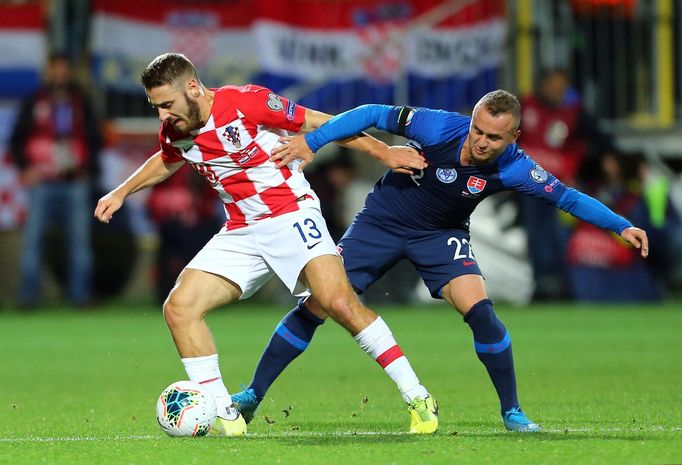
top-left (1, 301), bottom-right (681, 465)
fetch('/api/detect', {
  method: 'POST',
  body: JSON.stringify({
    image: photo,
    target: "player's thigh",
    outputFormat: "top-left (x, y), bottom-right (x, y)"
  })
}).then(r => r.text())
top-left (300, 253), bottom-right (356, 308)
top-left (300, 254), bottom-right (377, 332)
top-left (185, 226), bottom-right (274, 300)
top-left (167, 268), bottom-right (242, 315)
top-left (337, 213), bottom-right (406, 293)
top-left (406, 228), bottom-right (485, 301)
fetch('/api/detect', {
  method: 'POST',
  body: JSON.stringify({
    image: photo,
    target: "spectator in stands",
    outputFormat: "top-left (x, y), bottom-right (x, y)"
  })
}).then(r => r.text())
top-left (518, 68), bottom-right (614, 301)
top-left (567, 151), bottom-right (681, 301)
top-left (147, 167), bottom-right (223, 303)
top-left (8, 52), bottom-right (102, 308)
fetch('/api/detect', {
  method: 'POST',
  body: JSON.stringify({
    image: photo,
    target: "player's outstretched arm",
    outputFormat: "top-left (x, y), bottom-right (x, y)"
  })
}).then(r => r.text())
top-left (620, 226), bottom-right (649, 258)
top-left (94, 151), bottom-right (184, 223)
top-left (271, 107), bottom-right (427, 173)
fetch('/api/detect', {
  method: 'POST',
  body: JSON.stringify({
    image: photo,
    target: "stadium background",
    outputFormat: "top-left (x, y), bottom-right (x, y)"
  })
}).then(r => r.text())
top-left (0, 0), bottom-right (680, 305)
top-left (1, 2), bottom-right (681, 464)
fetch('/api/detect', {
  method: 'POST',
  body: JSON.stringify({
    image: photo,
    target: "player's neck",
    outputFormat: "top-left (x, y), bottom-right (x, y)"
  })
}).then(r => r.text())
top-left (199, 87), bottom-right (215, 127)
top-left (459, 140), bottom-right (474, 166)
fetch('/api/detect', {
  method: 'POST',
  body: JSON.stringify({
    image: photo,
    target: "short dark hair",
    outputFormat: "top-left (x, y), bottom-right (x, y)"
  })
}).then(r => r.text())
top-left (140, 53), bottom-right (198, 90)
top-left (477, 89), bottom-right (521, 129)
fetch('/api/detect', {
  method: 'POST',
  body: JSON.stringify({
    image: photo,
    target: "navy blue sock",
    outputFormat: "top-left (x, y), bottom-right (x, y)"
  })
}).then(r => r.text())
top-left (463, 299), bottom-right (519, 415)
top-left (248, 299), bottom-right (324, 400)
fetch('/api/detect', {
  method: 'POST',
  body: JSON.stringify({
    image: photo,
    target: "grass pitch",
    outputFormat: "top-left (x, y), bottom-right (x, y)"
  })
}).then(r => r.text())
top-left (1, 301), bottom-right (681, 465)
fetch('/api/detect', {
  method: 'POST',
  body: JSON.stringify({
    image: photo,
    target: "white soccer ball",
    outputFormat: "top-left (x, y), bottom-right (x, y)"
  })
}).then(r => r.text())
top-left (156, 380), bottom-right (217, 437)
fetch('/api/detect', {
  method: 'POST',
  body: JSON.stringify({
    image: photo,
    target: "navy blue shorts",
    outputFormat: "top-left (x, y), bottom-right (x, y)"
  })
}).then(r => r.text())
top-left (338, 213), bottom-right (482, 299)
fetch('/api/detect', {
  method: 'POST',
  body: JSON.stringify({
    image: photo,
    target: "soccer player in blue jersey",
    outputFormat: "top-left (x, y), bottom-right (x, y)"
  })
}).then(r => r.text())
top-left (232, 90), bottom-right (649, 432)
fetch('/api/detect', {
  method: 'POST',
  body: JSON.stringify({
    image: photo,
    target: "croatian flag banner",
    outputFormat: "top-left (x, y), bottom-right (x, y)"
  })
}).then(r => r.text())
top-left (0, 3), bottom-right (46, 98)
top-left (92, 0), bottom-right (505, 112)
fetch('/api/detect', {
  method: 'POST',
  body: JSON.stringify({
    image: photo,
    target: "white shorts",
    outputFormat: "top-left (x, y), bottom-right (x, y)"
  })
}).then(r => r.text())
top-left (185, 206), bottom-right (338, 299)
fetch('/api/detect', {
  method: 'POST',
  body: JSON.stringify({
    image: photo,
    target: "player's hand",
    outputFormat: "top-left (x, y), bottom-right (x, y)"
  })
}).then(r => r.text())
top-left (271, 135), bottom-right (315, 172)
top-left (620, 226), bottom-right (649, 258)
top-left (94, 191), bottom-right (125, 224)
top-left (382, 146), bottom-right (428, 175)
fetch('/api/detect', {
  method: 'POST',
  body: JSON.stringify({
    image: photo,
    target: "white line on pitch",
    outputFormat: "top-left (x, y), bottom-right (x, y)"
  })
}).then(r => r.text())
top-left (1, 427), bottom-right (680, 443)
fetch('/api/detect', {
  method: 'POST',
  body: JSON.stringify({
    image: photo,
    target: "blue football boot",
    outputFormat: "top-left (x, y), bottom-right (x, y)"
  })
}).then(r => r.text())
top-left (503, 407), bottom-right (541, 432)
top-left (232, 387), bottom-right (260, 424)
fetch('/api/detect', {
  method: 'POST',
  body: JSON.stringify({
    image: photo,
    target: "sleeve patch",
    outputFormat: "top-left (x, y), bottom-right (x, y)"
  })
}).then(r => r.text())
top-left (266, 93), bottom-right (284, 111)
top-left (530, 164), bottom-right (548, 183)
top-left (286, 100), bottom-right (296, 121)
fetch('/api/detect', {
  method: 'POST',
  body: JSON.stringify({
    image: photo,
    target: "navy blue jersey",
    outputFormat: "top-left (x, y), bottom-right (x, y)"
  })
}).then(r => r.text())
top-left (306, 105), bottom-right (632, 234)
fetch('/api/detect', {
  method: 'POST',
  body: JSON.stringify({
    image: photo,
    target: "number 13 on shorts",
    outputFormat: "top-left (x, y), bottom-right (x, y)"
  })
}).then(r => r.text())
top-left (293, 218), bottom-right (324, 249)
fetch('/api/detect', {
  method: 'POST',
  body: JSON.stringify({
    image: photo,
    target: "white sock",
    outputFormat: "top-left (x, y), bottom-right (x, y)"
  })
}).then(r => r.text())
top-left (181, 354), bottom-right (232, 415)
top-left (353, 317), bottom-right (429, 402)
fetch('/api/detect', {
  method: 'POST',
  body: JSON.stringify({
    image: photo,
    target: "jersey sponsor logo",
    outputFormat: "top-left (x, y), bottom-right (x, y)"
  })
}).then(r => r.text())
top-left (306, 241), bottom-right (322, 250)
top-left (266, 92), bottom-right (284, 111)
top-left (436, 168), bottom-right (457, 183)
top-left (222, 125), bottom-right (241, 148)
top-left (466, 176), bottom-right (487, 194)
top-left (286, 100), bottom-right (296, 121)
top-left (530, 164), bottom-right (548, 183)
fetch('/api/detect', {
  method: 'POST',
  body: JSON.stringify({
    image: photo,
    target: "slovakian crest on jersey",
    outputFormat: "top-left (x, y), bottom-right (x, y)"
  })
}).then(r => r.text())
top-left (466, 176), bottom-right (487, 194)
top-left (159, 85), bottom-right (315, 231)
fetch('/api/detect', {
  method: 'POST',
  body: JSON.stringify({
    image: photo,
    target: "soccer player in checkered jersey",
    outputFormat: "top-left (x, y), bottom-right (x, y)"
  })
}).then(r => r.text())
top-left (94, 53), bottom-right (437, 436)
top-left (231, 90), bottom-right (650, 432)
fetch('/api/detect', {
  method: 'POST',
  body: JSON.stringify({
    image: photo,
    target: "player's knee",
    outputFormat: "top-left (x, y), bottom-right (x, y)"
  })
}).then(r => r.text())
top-left (163, 293), bottom-right (202, 329)
top-left (324, 296), bottom-right (378, 333)
top-left (321, 294), bottom-right (359, 325)
top-left (463, 298), bottom-right (508, 339)
top-left (302, 297), bottom-right (329, 321)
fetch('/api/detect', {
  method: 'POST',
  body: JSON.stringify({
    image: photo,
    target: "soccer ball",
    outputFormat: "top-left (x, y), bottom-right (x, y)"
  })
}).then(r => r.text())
top-left (156, 380), bottom-right (217, 437)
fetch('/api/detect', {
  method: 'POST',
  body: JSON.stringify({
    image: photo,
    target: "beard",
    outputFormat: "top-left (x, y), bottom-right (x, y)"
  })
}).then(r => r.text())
top-left (183, 92), bottom-right (202, 129)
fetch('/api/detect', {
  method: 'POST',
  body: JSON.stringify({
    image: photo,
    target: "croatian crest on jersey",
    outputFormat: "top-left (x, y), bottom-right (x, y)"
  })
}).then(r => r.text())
top-left (466, 176), bottom-right (487, 194)
top-left (222, 125), bottom-right (241, 148)
top-left (436, 168), bottom-right (457, 184)
top-left (530, 164), bottom-right (548, 183)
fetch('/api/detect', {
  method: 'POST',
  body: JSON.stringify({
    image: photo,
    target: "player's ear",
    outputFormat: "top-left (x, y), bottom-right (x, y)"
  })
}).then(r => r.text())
top-left (187, 79), bottom-right (201, 99)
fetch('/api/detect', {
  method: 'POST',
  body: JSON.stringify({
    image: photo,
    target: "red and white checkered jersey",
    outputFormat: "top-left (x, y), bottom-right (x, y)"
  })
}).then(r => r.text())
top-left (159, 84), bottom-right (315, 230)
